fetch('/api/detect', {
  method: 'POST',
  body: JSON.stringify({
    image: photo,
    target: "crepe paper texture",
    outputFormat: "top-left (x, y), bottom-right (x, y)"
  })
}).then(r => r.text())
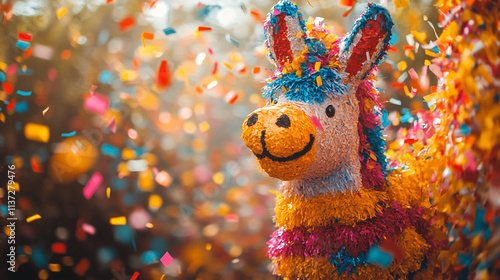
top-left (241, 1), bottom-right (450, 279)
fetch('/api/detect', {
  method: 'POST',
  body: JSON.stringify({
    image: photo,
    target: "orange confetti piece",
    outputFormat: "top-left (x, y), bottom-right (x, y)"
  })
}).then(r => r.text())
top-left (339, 0), bottom-right (355, 7)
top-left (119, 16), bottom-right (135, 31)
top-left (316, 76), bottom-right (322, 87)
top-left (224, 91), bottom-right (238, 105)
top-left (394, 0), bottom-right (409, 8)
top-left (197, 26), bottom-right (212, 32)
top-left (141, 32), bottom-right (154, 47)
top-left (61, 49), bottom-right (71, 60)
top-left (253, 67), bottom-right (261, 74)
top-left (27, 214), bottom-right (42, 223)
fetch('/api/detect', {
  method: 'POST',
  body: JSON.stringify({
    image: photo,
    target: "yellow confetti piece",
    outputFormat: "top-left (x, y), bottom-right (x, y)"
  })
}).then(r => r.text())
top-left (27, 214), bottom-right (42, 223)
top-left (393, 0), bottom-right (409, 8)
top-left (223, 63), bottom-right (233, 69)
top-left (106, 187), bottom-right (110, 199)
top-left (149, 194), bottom-right (163, 210)
top-left (316, 75), bottom-right (322, 86)
top-left (57, 7), bottom-right (67, 18)
top-left (24, 123), bottom-right (50, 143)
top-left (141, 32), bottom-right (154, 48)
top-left (424, 59), bottom-right (431, 66)
top-left (120, 70), bottom-right (138, 81)
top-left (0, 112), bottom-right (5, 123)
top-left (213, 172), bottom-right (224, 185)
top-left (314, 61), bottom-right (321, 72)
top-left (404, 85), bottom-right (411, 97)
top-left (398, 61), bottom-right (407, 71)
top-left (425, 49), bottom-right (440, 57)
top-left (146, 223), bottom-right (153, 228)
top-left (42, 107), bottom-right (50, 115)
top-left (110, 216), bottom-right (126, 225)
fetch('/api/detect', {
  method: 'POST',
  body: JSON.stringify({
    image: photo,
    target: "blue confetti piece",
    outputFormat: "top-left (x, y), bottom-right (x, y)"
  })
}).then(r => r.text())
top-left (16, 40), bottom-right (30, 50)
top-left (111, 177), bottom-right (128, 190)
top-left (31, 246), bottom-right (49, 268)
top-left (397, 71), bottom-right (408, 83)
top-left (141, 251), bottom-right (159, 265)
top-left (15, 101), bottom-right (28, 113)
top-left (367, 246), bottom-right (393, 268)
top-left (389, 98), bottom-right (402, 105)
top-left (16, 90), bottom-right (32, 96)
top-left (98, 30), bottom-right (109, 45)
top-left (102, 143), bottom-right (120, 158)
top-left (163, 27), bottom-right (176, 36)
top-left (17, 68), bottom-right (33, 75)
top-left (113, 225), bottom-right (135, 244)
top-left (381, 109), bottom-right (390, 128)
top-left (226, 34), bottom-right (240, 47)
top-left (61, 131), bottom-right (76, 137)
top-left (97, 246), bottom-right (116, 265)
top-left (98, 70), bottom-right (112, 84)
top-left (0, 71), bottom-right (6, 82)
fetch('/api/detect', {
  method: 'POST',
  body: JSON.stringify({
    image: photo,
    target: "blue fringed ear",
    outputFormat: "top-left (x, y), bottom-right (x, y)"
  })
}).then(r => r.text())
top-left (264, 0), bottom-right (308, 69)
top-left (339, 4), bottom-right (393, 82)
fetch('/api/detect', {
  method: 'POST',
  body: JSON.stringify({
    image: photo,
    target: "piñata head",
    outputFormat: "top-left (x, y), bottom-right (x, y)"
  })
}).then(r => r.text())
top-left (242, 0), bottom-right (393, 191)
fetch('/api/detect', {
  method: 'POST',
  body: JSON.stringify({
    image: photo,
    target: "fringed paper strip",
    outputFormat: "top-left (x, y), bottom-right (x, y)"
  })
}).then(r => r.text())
top-left (273, 227), bottom-right (431, 280)
top-left (274, 188), bottom-right (387, 228)
top-left (268, 204), bottom-right (439, 260)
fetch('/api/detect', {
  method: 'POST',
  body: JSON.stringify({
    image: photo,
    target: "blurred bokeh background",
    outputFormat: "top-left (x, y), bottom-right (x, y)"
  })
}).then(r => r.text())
top-left (0, 0), bottom-right (440, 279)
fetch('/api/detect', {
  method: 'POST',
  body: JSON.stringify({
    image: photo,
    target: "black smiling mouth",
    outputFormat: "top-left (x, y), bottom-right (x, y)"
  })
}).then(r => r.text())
top-left (253, 130), bottom-right (315, 162)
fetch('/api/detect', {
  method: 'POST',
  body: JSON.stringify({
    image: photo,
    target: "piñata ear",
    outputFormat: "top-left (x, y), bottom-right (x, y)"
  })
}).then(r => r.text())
top-left (340, 4), bottom-right (393, 82)
top-left (265, 0), bottom-right (308, 69)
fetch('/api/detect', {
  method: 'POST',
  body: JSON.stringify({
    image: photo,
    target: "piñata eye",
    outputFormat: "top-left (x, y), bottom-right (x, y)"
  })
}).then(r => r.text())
top-left (325, 105), bottom-right (335, 118)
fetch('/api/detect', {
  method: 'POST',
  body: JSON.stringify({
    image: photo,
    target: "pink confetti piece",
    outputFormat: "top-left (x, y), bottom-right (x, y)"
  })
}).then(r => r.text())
top-left (83, 172), bottom-right (103, 199)
top-left (82, 223), bottom-right (96, 235)
top-left (108, 117), bottom-right (116, 133)
top-left (408, 68), bottom-right (419, 80)
top-left (84, 93), bottom-right (109, 114)
top-left (225, 214), bottom-right (239, 222)
top-left (7, 64), bottom-right (17, 75)
top-left (90, 85), bottom-right (97, 95)
top-left (429, 64), bottom-right (443, 78)
top-left (160, 251), bottom-right (174, 268)
top-left (309, 115), bottom-right (324, 131)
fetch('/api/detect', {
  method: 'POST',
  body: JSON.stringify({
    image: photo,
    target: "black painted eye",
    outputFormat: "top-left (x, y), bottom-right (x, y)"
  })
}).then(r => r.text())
top-left (325, 105), bottom-right (336, 118)
top-left (247, 113), bottom-right (258, 126)
top-left (276, 114), bottom-right (291, 128)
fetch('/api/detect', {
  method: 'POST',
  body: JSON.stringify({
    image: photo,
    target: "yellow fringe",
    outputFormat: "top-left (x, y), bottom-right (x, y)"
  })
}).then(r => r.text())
top-left (275, 188), bottom-right (387, 228)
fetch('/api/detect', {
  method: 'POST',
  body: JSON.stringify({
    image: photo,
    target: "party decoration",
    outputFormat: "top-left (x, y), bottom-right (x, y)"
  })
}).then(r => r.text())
top-left (48, 136), bottom-right (98, 184)
top-left (242, 1), bottom-right (445, 278)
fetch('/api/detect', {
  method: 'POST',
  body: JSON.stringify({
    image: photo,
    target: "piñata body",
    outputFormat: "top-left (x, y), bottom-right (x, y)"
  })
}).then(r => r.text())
top-left (241, 1), bottom-right (447, 279)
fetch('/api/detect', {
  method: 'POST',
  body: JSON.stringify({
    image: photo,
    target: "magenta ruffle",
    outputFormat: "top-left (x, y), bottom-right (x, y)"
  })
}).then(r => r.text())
top-left (267, 203), bottom-right (444, 260)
